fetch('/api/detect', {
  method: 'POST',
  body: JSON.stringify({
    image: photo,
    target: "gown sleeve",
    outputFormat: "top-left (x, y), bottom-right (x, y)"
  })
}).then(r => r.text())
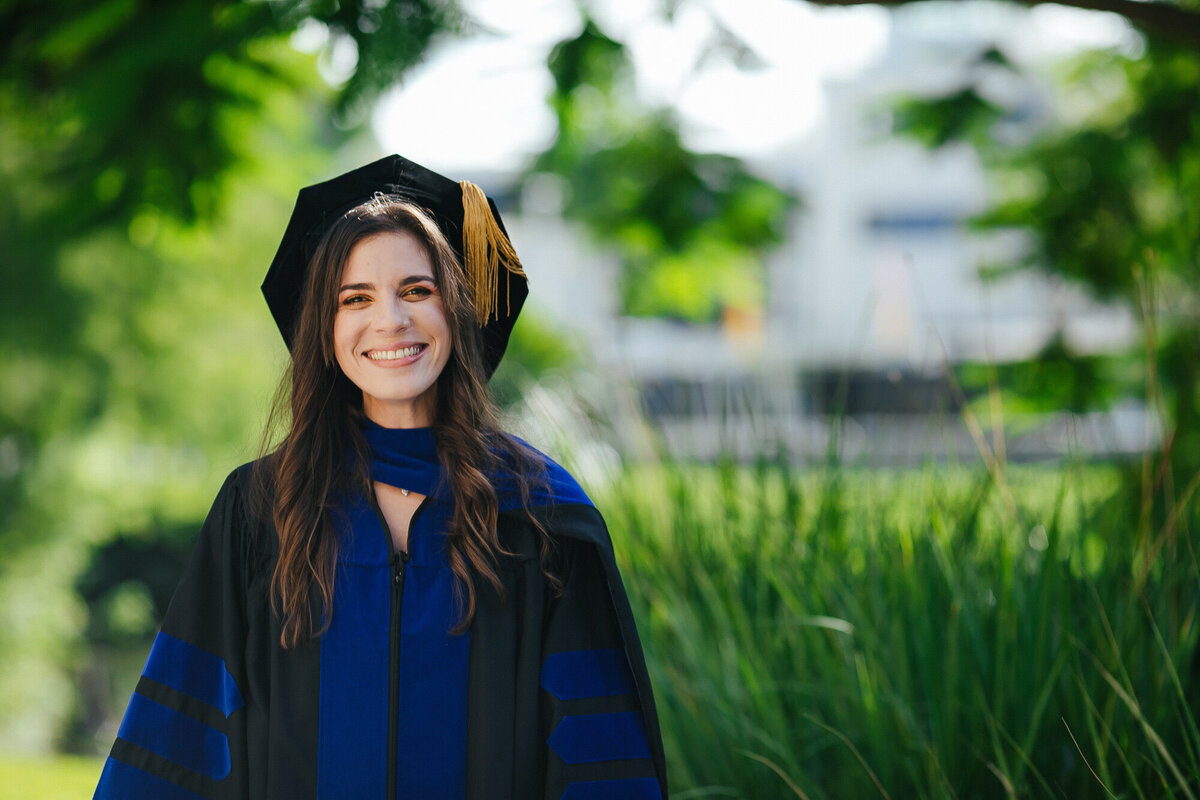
top-left (93, 466), bottom-right (253, 800)
top-left (539, 529), bottom-right (667, 800)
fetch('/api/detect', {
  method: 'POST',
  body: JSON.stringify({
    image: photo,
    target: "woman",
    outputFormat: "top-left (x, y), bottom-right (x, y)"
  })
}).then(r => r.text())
top-left (93, 155), bottom-right (667, 800)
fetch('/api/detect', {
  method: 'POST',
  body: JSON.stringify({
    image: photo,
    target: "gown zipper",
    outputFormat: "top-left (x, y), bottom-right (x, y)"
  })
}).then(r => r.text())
top-left (386, 548), bottom-right (408, 800)
top-left (373, 493), bottom-right (430, 800)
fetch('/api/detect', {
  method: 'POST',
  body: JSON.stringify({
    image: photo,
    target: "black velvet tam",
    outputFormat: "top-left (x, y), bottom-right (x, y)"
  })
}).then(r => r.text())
top-left (261, 154), bottom-right (527, 377)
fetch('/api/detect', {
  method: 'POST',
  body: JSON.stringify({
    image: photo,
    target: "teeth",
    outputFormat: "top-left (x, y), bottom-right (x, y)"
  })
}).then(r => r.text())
top-left (367, 345), bottom-right (423, 361)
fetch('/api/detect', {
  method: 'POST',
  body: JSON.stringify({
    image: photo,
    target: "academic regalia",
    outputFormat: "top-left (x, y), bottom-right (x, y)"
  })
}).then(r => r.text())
top-left (95, 153), bottom-right (665, 798)
top-left (93, 425), bottom-right (667, 799)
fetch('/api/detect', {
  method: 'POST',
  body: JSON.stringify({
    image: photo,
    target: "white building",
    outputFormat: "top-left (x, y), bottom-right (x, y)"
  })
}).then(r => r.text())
top-left (500, 3), bottom-right (1152, 463)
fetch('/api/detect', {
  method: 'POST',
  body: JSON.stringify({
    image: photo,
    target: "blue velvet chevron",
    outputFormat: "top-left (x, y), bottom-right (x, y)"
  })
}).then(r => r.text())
top-left (560, 778), bottom-right (663, 799)
top-left (540, 648), bottom-right (636, 700)
top-left (542, 648), bottom-right (659, 796)
top-left (546, 712), bottom-right (652, 764)
top-left (143, 631), bottom-right (244, 716)
top-left (116, 693), bottom-right (232, 780)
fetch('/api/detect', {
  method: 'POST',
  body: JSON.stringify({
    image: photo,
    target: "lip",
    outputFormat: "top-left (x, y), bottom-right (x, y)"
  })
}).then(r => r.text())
top-left (362, 343), bottom-right (428, 367)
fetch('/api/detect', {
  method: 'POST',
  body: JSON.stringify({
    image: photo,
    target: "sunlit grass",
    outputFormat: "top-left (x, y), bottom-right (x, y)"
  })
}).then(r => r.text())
top-left (601, 459), bottom-right (1200, 798)
top-left (0, 755), bottom-right (102, 800)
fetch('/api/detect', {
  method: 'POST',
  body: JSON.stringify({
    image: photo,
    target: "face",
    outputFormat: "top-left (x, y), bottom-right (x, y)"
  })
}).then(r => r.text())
top-left (333, 231), bottom-right (452, 428)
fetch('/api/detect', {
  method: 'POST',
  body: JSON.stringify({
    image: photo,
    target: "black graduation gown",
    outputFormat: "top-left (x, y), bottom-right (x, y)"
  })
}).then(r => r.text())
top-left (92, 457), bottom-right (667, 799)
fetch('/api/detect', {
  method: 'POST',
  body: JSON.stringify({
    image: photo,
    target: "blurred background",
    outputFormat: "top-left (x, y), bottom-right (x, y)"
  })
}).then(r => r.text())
top-left (2, 0), bottom-right (1198, 796)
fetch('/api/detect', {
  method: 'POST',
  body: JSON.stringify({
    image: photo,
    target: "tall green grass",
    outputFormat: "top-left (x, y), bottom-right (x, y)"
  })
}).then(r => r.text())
top-left (601, 460), bottom-right (1200, 798)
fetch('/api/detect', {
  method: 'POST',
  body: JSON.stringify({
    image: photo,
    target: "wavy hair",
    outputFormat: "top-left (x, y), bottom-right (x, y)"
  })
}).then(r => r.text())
top-left (253, 196), bottom-right (555, 649)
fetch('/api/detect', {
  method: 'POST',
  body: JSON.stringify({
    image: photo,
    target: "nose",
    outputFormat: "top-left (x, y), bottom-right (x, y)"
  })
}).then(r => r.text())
top-left (373, 293), bottom-right (411, 332)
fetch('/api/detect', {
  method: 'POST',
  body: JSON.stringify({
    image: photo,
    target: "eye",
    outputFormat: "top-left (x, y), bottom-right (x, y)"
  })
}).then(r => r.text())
top-left (402, 285), bottom-right (435, 299)
top-left (340, 294), bottom-right (370, 307)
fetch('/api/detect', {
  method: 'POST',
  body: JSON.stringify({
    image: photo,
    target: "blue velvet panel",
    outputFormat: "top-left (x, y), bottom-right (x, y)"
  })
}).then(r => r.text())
top-left (540, 649), bottom-right (635, 701)
top-left (92, 756), bottom-right (206, 800)
top-left (318, 560), bottom-right (391, 800)
top-left (116, 693), bottom-right (231, 780)
top-left (395, 560), bottom-right (468, 799)
top-left (142, 631), bottom-right (244, 717)
top-left (547, 712), bottom-right (652, 765)
top-left (560, 778), bottom-right (663, 800)
top-left (319, 495), bottom-right (468, 800)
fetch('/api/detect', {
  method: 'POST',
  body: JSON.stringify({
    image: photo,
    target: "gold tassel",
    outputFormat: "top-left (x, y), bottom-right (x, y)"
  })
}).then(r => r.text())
top-left (460, 180), bottom-right (525, 325)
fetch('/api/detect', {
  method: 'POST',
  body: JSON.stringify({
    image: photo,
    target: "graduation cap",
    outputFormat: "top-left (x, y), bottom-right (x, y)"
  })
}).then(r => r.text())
top-left (262, 154), bottom-right (528, 377)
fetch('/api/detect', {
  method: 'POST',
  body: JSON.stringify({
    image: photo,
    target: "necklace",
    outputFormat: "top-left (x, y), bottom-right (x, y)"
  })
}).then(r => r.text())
top-left (362, 420), bottom-right (445, 501)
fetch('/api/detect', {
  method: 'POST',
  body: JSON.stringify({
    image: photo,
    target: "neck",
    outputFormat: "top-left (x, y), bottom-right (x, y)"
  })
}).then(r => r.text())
top-left (363, 392), bottom-right (436, 429)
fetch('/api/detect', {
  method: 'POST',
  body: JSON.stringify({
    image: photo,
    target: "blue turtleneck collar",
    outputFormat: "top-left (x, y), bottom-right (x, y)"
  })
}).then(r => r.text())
top-left (361, 419), bottom-right (450, 501)
top-left (360, 418), bottom-right (593, 512)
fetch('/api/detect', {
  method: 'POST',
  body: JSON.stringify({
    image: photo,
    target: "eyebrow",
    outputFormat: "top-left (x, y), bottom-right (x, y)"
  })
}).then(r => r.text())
top-left (338, 275), bottom-right (436, 293)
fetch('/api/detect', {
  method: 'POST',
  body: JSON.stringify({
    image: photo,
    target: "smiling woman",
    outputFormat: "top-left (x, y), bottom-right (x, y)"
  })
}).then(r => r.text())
top-left (92, 155), bottom-right (667, 800)
top-left (333, 223), bottom-right (453, 428)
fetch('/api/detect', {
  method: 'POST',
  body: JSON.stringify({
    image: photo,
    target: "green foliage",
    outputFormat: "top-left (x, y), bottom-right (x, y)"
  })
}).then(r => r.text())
top-left (274, 0), bottom-right (466, 123)
top-left (891, 34), bottom-right (1200, 478)
top-left (955, 332), bottom-right (1139, 415)
top-left (0, 147), bottom-right (307, 750)
top-left (893, 87), bottom-right (1007, 150)
top-left (601, 460), bottom-right (1200, 798)
top-left (3, 2), bottom-right (293, 226)
top-left (0, 0), bottom-right (458, 226)
top-left (0, 0), bottom-right (470, 751)
top-left (892, 47), bottom-right (1015, 150)
top-left (529, 16), bottom-right (794, 322)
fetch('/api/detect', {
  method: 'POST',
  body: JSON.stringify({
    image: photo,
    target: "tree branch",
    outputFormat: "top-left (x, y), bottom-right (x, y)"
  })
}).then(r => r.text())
top-left (804, 0), bottom-right (1200, 49)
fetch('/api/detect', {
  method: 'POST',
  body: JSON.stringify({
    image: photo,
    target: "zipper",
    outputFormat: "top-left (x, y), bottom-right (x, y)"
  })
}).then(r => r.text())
top-left (385, 548), bottom-right (408, 800)
top-left (374, 494), bottom-right (430, 800)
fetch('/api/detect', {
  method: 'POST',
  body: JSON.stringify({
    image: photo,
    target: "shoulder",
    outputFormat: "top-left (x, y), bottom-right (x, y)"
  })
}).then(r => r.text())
top-left (492, 437), bottom-right (623, 554)
top-left (209, 458), bottom-right (265, 513)
top-left (222, 459), bottom-right (259, 493)
top-left (493, 436), bottom-right (594, 512)
top-left (201, 458), bottom-right (276, 559)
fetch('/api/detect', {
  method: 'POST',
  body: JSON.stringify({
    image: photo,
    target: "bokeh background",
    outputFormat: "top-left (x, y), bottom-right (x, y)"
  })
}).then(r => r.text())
top-left (2, 0), bottom-right (1199, 796)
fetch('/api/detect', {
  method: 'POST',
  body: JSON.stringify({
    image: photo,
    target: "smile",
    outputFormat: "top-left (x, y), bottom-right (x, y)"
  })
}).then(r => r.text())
top-left (366, 344), bottom-right (426, 361)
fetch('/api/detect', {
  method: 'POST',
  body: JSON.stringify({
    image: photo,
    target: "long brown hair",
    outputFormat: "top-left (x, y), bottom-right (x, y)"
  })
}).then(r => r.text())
top-left (253, 196), bottom-right (556, 649)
